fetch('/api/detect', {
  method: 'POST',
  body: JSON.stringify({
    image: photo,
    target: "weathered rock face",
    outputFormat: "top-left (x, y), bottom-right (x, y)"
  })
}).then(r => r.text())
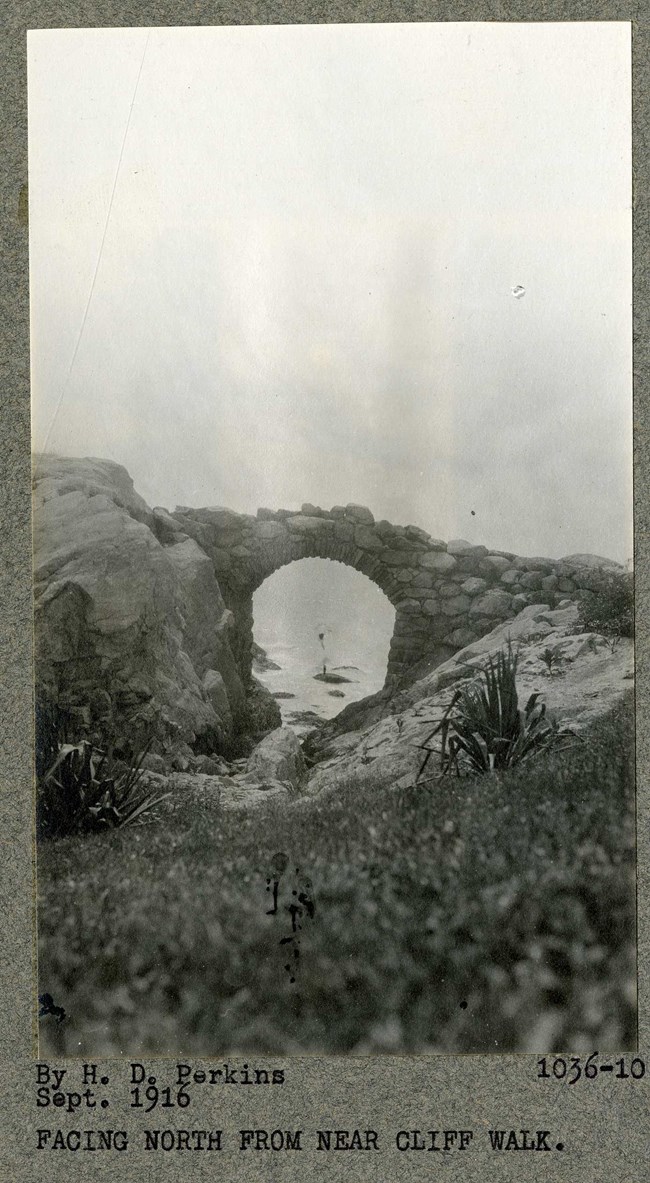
top-left (33, 455), bottom-right (247, 755)
top-left (303, 603), bottom-right (634, 799)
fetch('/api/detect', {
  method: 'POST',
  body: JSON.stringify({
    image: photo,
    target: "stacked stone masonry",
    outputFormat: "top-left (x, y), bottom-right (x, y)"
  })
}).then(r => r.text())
top-left (167, 501), bottom-right (610, 689)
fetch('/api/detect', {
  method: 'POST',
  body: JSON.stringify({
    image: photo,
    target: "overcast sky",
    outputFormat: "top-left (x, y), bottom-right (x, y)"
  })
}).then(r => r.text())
top-left (28, 22), bottom-right (632, 562)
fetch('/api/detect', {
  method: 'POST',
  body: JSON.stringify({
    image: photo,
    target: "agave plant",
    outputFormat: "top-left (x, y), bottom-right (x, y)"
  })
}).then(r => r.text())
top-left (417, 643), bottom-right (566, 779)
top-left (37, 733), bottom-right (169, 840)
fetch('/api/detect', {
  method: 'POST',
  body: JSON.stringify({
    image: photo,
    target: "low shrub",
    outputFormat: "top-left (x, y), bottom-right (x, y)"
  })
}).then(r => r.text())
top-left (577, 569), bottom-right (634, 639)
top-left (540, 646), bottom-right (563, 676)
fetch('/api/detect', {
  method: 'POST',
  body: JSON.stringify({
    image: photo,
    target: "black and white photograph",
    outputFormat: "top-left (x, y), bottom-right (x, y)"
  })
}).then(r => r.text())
top-left (29, 21), bottom-right (635, 1057)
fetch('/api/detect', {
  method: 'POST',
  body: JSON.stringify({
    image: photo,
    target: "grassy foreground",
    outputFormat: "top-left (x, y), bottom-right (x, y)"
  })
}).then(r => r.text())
top-left (38, 696), bottom-right (636, 1056)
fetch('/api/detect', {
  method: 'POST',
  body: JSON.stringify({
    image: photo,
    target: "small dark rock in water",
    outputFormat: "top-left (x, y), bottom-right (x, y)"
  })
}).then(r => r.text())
top-left (313, 672), bottom-right (352, 684)
top-left (252, 642), bottom-right (281, 672)
top-left (333, 665), bottom-right (360, 671)
top-left (273, 691), bottom-right (296, 699)
top-left (328, 690), bottom-right (345, 698)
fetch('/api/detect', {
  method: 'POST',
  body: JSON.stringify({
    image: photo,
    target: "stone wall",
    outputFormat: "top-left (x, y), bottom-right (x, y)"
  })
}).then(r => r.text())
top-left (170, 501), bottom-right (618, 689)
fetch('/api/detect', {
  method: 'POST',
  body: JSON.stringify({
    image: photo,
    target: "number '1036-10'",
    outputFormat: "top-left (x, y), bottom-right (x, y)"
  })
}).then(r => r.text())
top-left (537, 1056), bottom-right (645, 1084)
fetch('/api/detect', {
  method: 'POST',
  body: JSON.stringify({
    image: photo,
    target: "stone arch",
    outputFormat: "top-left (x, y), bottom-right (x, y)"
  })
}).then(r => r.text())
top-left (215, 516), bottom-right (413, 687)
top-left (169, 501), bottom-right (600, 691)
top-left (251, 554), bottom-right (396, 696)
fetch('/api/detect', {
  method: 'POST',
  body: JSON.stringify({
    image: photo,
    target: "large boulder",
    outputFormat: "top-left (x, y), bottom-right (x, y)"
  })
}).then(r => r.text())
top-left (33, 454), bottom-right (247, 754)
top-left (469, 589), bottom-right (513, 617)
top-left (420, 552), bottom-right (457, 573)
top-left (344, 504), bottom-right (374, 524)
top-left (482, 554), bottom-right (511, 574)
top-left (246, 726), bottom-right (306, 789)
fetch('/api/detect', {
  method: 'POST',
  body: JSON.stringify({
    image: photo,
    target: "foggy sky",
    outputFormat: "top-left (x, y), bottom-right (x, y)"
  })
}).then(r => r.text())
top-left (28, 22), bottom-right (632, 562)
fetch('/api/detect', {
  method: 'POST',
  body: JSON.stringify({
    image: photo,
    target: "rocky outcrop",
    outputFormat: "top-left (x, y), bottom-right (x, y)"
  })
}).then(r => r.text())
top-left (303, 603), bottom-right (634, 800)
top-left (150, 726), bottom-right (307, 812)
top-left (138, 598), bottom-right (632, 815)
top-left (252, 642), bottom-right (281, 672)
top-left (33, 455), bottom-right (248, 756)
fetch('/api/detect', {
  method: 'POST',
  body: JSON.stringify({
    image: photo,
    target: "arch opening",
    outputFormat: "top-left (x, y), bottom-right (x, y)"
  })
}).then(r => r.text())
top-left (252, 557), bottom-right (395, 729)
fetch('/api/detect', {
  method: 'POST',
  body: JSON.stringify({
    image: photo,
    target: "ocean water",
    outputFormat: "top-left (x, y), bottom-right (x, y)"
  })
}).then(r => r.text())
top-left (252, 558), bottom-right (395, 730)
